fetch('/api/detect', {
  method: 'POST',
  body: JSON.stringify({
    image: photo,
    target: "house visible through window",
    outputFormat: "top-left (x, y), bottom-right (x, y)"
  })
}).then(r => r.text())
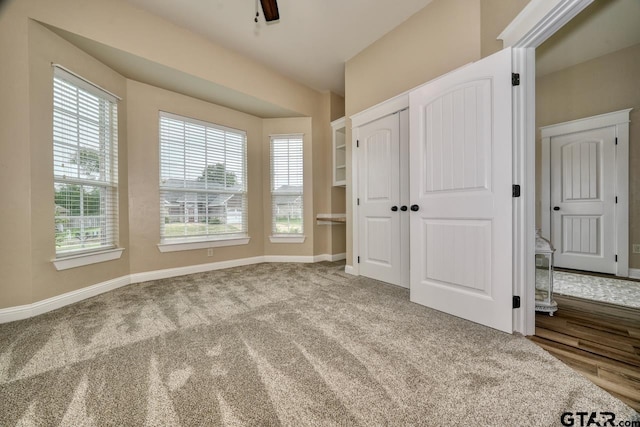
top-left (53, 67), bottom-right (118, 256)
top-left (159, 112), bottom-right (248, 243)
top-left (271, 134), bottom-right (304, 236)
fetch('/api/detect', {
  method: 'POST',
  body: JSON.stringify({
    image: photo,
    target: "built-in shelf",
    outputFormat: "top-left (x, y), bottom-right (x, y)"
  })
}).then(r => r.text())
top-left (316, 213), bottom-right (346, 225)
top-left (331, 117), bottom-right (346, 186)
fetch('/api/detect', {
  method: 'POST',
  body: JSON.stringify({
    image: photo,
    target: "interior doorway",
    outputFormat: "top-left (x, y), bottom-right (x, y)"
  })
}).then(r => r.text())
top-left (534, 0), bottom-right (640, 309)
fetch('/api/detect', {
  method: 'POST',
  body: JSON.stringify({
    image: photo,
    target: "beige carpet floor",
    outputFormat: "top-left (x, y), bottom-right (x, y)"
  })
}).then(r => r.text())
top-left (1, 262), bottom-right (638, 426)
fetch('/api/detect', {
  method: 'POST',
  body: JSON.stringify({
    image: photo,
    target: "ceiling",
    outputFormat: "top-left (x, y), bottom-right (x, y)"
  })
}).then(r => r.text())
top-left (536, 0), bottom-right (640, 76)
top-left (124, 0), bottom-right (434, 95)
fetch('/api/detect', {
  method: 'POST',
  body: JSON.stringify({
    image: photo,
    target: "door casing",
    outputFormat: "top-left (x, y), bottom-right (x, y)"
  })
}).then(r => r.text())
top-left (540, 110), bottom-right (631, 276)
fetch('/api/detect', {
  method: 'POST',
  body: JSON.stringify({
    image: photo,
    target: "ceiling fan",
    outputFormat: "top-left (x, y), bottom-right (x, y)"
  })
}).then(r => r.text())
top-left (256, 0), bottom-right (280, 22)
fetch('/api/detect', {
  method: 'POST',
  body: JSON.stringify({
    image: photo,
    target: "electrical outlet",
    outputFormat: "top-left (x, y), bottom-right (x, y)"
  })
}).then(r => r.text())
top-left (633, 244), bottom-right (640, 254)
top-left (207, 248), bottom-right (214, 257)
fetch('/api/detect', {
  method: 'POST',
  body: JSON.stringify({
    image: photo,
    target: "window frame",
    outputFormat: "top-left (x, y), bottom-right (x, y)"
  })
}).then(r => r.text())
top-left (158, 111), bottom-right (249, 250)
top-left (270, 134), bottom-right (305, 243)
top-left (52, 66), bottom-right (120, 263)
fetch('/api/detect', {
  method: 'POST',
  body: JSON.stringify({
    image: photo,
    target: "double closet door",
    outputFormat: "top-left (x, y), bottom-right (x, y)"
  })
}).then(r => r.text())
top-left (358, 110), bottom-right (410, 288)
top-left (356, 48), bottom-right (514, 333)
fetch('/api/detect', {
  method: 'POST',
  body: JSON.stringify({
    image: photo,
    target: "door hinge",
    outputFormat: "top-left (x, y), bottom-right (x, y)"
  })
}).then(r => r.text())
top-left (357, 256), bottom-right (360, 264)
top-left (512, 184), bottom-right (521, 198)
top-left (615, 254), bottom-right (618, 262)
top-left (615, 137), bottom-right (618, 145)
top-left (357, 198), bottom-right (360, 206)
top-left (513, 296), bottom-right (521, 309)
top-left (512, 73), bottom-right (520, 86)
top-left (616, 196), bottom-right (618, 204)
top-left (357, 139), bottom-right (360, 148)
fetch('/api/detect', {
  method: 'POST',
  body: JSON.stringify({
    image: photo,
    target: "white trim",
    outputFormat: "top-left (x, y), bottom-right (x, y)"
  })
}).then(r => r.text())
top-left (540, 109), bottom-right (632, 137)
top-left (509, 0), bottom-right (595, 336)
top-left (269, 235), bottom-right (306, 244)
top-left (157, 237), bottom-right (250, 253)
top-left (52, 248), bottom-right (125, 271)
top-left (628, 269), bottom-right (640, 280)
top-left (129, 256), bottom-right (265, 283)
top-left (499, 0), bottom-right (594, 48)
top-left (539, 109), bottom-right (631, 277)
top-left (1, 255), bottom-right (352, 323)
top-left (344, 265), bottom-right (357, 276)
top-left (350, 93), bottom-right (409, 128)
top-left (314, 253), bottom-right (347, 262)
top-left (0, 276), bottom-right (131, 324)
top-left (351, 125), bottom-right (360, 276)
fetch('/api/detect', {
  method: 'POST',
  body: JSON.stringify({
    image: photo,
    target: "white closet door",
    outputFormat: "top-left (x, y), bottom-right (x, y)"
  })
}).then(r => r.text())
top-left (358, 113), bottom-right (402, 286)
top-left (551, 127), bottom-right (616, 273)
top-left (409, 48), bottom-right (513, 333)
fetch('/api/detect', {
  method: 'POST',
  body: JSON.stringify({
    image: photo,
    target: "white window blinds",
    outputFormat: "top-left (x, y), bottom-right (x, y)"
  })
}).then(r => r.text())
top-left (53, 67), bottom-right (119, 256)
top-left (159, 112), bottom-right (248, 242)
top-left (270, 135), bottom-right (304, 235)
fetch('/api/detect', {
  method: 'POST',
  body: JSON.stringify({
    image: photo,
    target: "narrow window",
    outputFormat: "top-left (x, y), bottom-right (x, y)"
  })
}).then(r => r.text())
top-left (271, 135), bottom-right (304, 236)
top-left (53, 67), bottom-right (118, 256)
top-left (159, 112), bottom-right (248, 243)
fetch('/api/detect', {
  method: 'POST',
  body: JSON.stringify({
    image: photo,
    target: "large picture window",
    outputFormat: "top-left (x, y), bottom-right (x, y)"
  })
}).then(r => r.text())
top-left (159, 112), bottom-right (248, 244)
top-left (270, 135), bottom-right (304, 236)
top-left (53, 67), bottom-right (118, 256)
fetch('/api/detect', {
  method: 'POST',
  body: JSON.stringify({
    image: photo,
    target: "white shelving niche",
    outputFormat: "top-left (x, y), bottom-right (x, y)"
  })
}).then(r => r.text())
top-left (331, 117), bottom-right (346, 186)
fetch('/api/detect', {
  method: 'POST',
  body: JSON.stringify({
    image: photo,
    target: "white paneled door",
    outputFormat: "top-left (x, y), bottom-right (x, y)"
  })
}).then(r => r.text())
top-left (358, 111), bottom-right (410, 287)
top-left (409, 48), bottom-right (513, 333)
top-left (551, 127), bottom-right (616, 273)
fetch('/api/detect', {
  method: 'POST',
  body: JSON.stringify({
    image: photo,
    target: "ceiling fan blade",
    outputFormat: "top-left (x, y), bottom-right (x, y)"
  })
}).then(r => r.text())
top-left (260, 0), bottom-right (280, 22)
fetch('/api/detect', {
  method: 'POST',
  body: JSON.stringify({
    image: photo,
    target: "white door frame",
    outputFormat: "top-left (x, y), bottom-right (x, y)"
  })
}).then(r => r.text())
top-left (540, 110), bottom-right (631, 277)
top-left (501, 0), bottom-right (595, 335)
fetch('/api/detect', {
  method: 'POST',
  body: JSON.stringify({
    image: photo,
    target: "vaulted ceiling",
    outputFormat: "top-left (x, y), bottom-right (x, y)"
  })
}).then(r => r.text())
top-left (124, 0), bottom-right (434, 95)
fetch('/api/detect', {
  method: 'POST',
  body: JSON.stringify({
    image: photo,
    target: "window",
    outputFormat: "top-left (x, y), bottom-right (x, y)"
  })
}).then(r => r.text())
top-left (270, 135), bottom-right (304, 238)
top-left (159, 112), bottom-right (248, 246)
top-left (53, 67), bottom-right (119, 257)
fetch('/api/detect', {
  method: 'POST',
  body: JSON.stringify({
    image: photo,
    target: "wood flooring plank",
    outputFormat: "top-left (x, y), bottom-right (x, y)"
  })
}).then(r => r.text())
top-left (532, 297), bottom-right (640, 414)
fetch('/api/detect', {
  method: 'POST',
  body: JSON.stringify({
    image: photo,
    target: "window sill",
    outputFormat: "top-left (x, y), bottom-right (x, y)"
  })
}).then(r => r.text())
top-left (53, 248), bottom-right (125, 271)
top-left (157, 237), bottom-right (251, 253)
top-left (269, 235), bottom-right (306, 244)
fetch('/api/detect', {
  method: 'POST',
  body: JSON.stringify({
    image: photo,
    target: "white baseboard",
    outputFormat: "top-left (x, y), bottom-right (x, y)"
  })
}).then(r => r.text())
top-left (129, 256), bottom-right (265, 283)
top-left (344, 265), bottom-right (357, 276)
top-left (0, 276), bottom-right (131, 324)
top-left (314, 253), bottom-right (346, 262)
top-left (628, 268), bottom-right (640, 279)
top-left (0, 254), bottom-right (349, 324)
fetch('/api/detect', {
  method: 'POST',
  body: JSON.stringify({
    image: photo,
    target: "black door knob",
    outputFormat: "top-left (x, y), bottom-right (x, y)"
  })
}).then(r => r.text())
top-left (410, 204), bottom-right (420, 212)
top-left (391, 206), bottom-right (398, 212)
top-left (553, 206), bottom-right (560, 211)
top-left (400, 205), bottom-right (408, 211)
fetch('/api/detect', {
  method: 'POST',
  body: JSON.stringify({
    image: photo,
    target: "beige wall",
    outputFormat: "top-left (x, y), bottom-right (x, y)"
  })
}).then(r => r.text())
top-left (127, 80), bottom-right (265, 273)
top-left (28, 20), bottom-right (130, 304)
top-left (536, 43), bottom-right (640, 268)
top-left (262, 118), bottom-right (314, 256)
top-left (0, 0), bottom-right (32, 308)
top-left (344, 0), bottom-right (483, 267)
top-left (480, 0), bottom-right (531, 58)
top-left (0, 0), bottom-right (340, 311)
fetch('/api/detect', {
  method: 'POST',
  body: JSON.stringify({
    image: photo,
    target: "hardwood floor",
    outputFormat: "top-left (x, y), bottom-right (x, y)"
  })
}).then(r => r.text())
top-left (529, 295), bottom-right (640, 412)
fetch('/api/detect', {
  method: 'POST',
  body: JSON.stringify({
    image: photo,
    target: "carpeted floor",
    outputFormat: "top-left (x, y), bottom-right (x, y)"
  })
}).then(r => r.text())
top-left (1, 262), bottom-right (638, 426)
